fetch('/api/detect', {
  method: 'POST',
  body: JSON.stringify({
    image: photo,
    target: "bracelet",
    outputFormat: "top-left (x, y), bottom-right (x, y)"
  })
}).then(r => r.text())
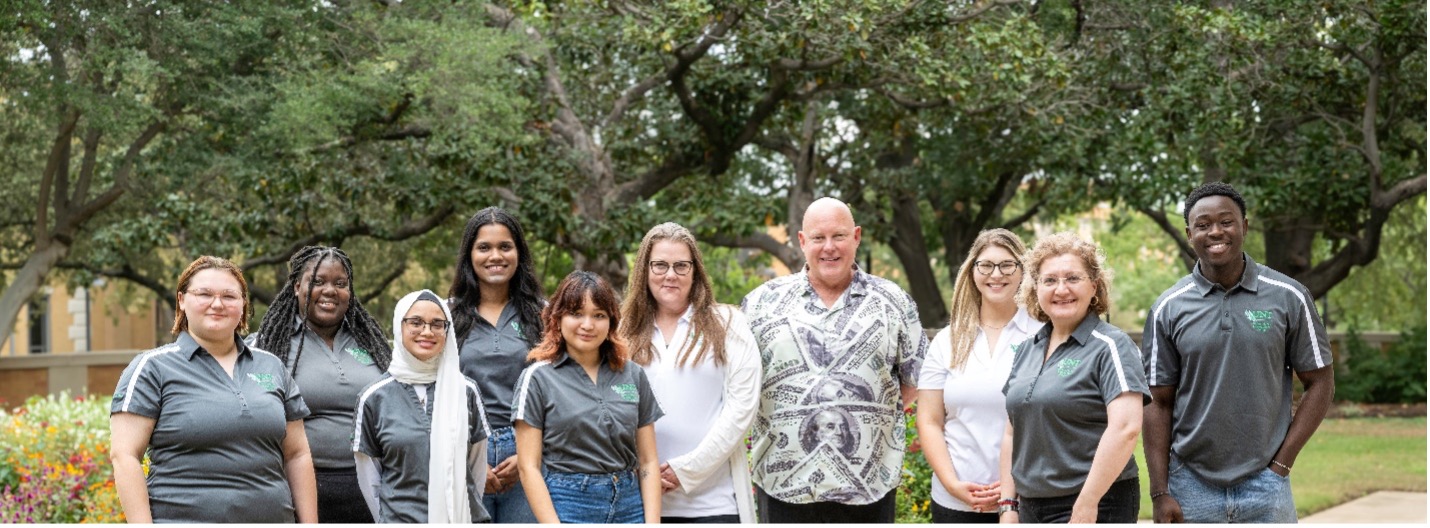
top-left (1150, 490), bottom-right (1171, 500)
top-left (1271, 460), bottom-right (1292, 473)
top-left (997, 498), bottom-right (1020, 507)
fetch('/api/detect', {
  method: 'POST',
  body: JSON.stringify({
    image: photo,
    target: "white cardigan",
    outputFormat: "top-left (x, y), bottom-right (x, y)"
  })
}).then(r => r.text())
top-left (657, 305), bottom-right (762, 523)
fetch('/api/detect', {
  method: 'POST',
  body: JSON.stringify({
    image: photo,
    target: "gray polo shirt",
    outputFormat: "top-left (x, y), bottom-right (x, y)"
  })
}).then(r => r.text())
top-left (1003, 314), bottom-right (1150, 498)
top-left (513, 354), bottom-right (664, 474)
top-left (1143, 254), bottom-right (1331, 487)
top-left (248, 323), bottom-right (384, 470)
top-left (457, 302), bottom-right (537, 430)
top-left (111, 331), bottom-right (310, 523)
top-left (353, 375), bottom-right (491, 523)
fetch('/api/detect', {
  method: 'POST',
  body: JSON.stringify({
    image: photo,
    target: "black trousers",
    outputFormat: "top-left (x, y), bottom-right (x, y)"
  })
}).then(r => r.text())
top-left (1018, 477), bottom-right (1140, 524)
top-left (315, 468), bottom-right (375, 524)
top-left (756, 487), bottom-right (896, 523)
top-left (663, 514), bottom-right (742, 523)
top-left (931, 501), bottom-right (1000, 523)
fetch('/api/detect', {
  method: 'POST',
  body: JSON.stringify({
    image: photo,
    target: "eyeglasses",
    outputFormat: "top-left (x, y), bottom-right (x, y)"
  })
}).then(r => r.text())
top-left (650, 260), bottom-right (694, 276)
top-left (974, 260), bottom-right (1021, 276)
top-left (185, 289), bottom-right (243, 307)
top-left (402, 317), bottom-right (450, 333)
top-left (1038, 274), bottom-right (1090, 289)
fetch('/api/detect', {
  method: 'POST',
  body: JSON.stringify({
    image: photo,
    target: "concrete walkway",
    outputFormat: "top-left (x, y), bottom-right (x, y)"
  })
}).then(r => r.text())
top-left (1300, 491), bottom-right (1427, 524)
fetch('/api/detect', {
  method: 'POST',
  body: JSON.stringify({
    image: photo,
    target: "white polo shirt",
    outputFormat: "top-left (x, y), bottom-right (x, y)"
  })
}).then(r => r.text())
top-left (918, 308), bottom-right (1041, 511)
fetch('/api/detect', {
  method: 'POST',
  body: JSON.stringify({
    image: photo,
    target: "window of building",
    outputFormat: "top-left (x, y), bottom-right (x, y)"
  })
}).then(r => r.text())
top-left (27, 295), bottom-right (49, 354)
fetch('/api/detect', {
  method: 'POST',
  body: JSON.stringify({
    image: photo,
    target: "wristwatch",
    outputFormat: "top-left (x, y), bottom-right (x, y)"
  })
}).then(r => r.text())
top-left (997, 498), bottom-right (1019, 514)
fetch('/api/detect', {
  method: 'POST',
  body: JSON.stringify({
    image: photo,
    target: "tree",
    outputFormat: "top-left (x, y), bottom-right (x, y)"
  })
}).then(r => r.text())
top-left (0, 2), bottom-right (311, 346)
top-left (1075, 0), bottom-right (1426, 297)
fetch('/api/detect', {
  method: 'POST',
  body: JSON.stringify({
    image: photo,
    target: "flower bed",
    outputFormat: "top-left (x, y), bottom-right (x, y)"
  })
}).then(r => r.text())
top-left (0, 393), bottom-right (123, 523)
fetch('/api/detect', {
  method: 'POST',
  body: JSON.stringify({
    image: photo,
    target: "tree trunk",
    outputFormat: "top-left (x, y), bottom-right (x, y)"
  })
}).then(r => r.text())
top-left (888, 192), bottom-right (949, 327)
top-left (1261, 217), bottom-right (1316, 281)
top-left (0, 243), bottom-right (70, 349)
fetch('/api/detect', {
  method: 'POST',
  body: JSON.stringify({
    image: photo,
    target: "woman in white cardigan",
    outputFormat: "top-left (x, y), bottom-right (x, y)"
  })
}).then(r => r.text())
top-left (620, 222), bottom-right (761, 523)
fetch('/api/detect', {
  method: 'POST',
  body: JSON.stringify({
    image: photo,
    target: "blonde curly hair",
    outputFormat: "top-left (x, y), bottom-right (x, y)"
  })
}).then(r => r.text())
top-left (1019, 232), bottom-right (1113, 323)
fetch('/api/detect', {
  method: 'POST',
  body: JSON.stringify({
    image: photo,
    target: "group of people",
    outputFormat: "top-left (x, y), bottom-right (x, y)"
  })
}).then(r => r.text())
top-left (108, 181), bottom-right (1334, 524)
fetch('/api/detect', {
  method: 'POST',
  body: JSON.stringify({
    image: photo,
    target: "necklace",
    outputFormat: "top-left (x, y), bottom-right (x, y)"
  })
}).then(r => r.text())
top-left (980, 313), bottom-right (1014, 330)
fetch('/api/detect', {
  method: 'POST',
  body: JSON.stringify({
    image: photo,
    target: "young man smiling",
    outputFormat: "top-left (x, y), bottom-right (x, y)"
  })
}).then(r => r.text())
top-left (1142, 182), bottom-right (1335, 523)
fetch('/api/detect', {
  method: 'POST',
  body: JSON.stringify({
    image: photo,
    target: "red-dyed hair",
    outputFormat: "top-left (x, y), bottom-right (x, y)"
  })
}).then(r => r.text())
top-left (527, 271), bottom-right (629, 371)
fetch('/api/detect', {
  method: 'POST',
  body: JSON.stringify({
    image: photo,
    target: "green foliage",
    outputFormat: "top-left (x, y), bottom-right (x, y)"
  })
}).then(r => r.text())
top-left (0, 393), bottom-right (123, 523)
top-left (897, 403), bottom-right (933, 523)
top-left (1336, 326), bottom-right (1428, 404)
top-left (1322, 197), bottom-right (1428, 331)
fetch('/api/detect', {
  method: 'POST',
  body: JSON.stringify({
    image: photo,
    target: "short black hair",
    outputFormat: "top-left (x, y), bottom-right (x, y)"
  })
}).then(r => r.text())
top-left (1183, 181), bottom-right (1247, 224)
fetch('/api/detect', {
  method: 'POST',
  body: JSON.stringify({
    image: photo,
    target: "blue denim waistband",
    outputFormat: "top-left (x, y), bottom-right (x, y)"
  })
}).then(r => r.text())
top-left (544, 469), bottom-right (638, 489)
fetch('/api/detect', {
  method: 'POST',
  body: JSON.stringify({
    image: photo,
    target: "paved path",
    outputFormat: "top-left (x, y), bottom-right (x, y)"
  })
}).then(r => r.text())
top-left (1300, 491), bottom-right (1427, 524)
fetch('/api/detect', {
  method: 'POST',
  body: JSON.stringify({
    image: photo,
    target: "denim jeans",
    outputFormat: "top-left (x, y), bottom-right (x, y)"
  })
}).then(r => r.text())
top-left (482, 426), bottom-right (537, 523)
top-left (545, 469), bottom-right (644, 524)
top-left (1019, 477), bottom-right (1140, 523)
top-left (1168, 455), bottom-right (1297, 523)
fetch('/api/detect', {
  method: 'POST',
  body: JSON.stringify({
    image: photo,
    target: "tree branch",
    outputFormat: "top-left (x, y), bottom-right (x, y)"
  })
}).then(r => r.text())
top-left (1135, 205), bottom-right (1197, 271)
top-left (59, 119), bottom-right (167, 243)
top-left (703, 230), bottom-right (803, 271)
top-left (360, 261), bottom-right (408, 302)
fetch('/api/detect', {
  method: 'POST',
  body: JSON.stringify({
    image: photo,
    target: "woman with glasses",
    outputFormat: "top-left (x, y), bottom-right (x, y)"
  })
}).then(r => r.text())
top-left (111, 256), bottom-right (317, 523)
top-left (352, 289), bottom-right (491, 523)
top-left (619, 223), bottom-right (761, 523)
top-left (997, 233), bottom-right (1149, 523)
top-left (249, 246), bottom-right (392, 523)
top-left (447, 207), bottom-right (546, 523)
top-left (914, 229), bottom-right (1041, 523)
top-left (514, 271), bottom-right (664, 523)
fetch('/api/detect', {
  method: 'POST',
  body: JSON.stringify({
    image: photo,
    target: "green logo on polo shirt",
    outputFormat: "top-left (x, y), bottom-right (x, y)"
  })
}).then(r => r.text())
top-left (612, 384), bottom-right (639, 402)
top-left (511, 321), bottom-right (521, 334)
top-left (1245, 310), bottom-right (1274, 332)
top-left (1057, 358), bottom-right (1082, 377)
top-left (347, 347), bottom-right (374, 366)
top-left (248, 373), bottom-right (278, 392)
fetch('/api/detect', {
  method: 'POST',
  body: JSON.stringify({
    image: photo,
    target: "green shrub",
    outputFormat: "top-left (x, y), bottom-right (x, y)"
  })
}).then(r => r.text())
top-left (1337, 325), bottom-right (1428, 404)
top-left (896, 403), bottom-right (933, 523)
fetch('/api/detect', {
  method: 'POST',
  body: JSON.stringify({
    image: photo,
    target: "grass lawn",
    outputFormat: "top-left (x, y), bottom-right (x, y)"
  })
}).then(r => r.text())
top-left (1135, 417), bottom-right (1427, 519)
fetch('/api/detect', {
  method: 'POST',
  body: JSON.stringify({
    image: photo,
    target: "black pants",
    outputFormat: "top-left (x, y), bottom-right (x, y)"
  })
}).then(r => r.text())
top-left (1019, 477), bottom-right (1140, 524)
top-left (315, 468), bottom-right (375, 524)
top-left (663, 514), bottom-right (742, 523)
top-left (756, 487), bottom-right (896, 523)
top-left (931, 501), bottom-right (999, 523)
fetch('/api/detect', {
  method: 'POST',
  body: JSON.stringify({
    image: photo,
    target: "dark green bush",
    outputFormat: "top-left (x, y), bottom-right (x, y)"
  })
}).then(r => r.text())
top-left (1336, 325), bottom-right (1427, 404)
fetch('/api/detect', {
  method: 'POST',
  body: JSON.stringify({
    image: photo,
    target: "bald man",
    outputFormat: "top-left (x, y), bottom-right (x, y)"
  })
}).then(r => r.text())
top-left (741, 198), bottom-right (928, 523)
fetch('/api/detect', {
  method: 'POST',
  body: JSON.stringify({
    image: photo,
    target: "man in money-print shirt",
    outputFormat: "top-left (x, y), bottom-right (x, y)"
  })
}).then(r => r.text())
top-left (741, 197), bottom-right (928, 523)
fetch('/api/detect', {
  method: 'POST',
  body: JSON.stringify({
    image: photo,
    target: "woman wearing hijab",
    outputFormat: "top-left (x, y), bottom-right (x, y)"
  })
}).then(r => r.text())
top-left (352, 290), bottom-right (492, 523)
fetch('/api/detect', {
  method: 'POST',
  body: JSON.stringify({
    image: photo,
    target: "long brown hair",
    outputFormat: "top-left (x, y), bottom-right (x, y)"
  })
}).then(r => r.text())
top-left (171, 256), bottom-right (252, 336)
top-left (947, 229), bottom-right (1028, 370)
top-left (527, 271), bottom-right (629, 371)
top-left (620, 223), bottom-right (729, 368)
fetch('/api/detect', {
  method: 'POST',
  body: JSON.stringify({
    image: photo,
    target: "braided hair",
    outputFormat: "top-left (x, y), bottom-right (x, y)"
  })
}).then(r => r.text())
top-left (252, 246), bottom-right (392, 375)
top-left (448, 207), bottom-right (545, 347)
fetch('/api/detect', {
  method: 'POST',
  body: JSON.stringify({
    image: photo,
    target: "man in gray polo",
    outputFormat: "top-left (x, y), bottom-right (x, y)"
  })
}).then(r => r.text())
top-left (741, 197), bottom-right (928, 523)
top-left (1142, 181), bottom-right (1335, 523)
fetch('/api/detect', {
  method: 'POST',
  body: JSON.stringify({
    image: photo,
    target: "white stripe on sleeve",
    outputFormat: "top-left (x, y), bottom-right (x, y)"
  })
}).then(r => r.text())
top-left (1091, 330), bottom-right (1132, 394)
top-left (1258, 276), bottom-right (1328, 369)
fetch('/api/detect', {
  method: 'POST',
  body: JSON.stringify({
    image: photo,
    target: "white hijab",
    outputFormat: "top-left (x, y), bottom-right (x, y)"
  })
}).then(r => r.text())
top-left (389, 289), bottom-right (470, 524)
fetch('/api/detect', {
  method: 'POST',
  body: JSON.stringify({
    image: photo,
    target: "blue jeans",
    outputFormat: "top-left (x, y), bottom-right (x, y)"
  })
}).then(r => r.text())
top-left (482, 426), bottom-right (537, 523)
top-left (545, 470), bottom-right (644, 524)
top-left (1168, 455), bottom-right (1297, 523)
